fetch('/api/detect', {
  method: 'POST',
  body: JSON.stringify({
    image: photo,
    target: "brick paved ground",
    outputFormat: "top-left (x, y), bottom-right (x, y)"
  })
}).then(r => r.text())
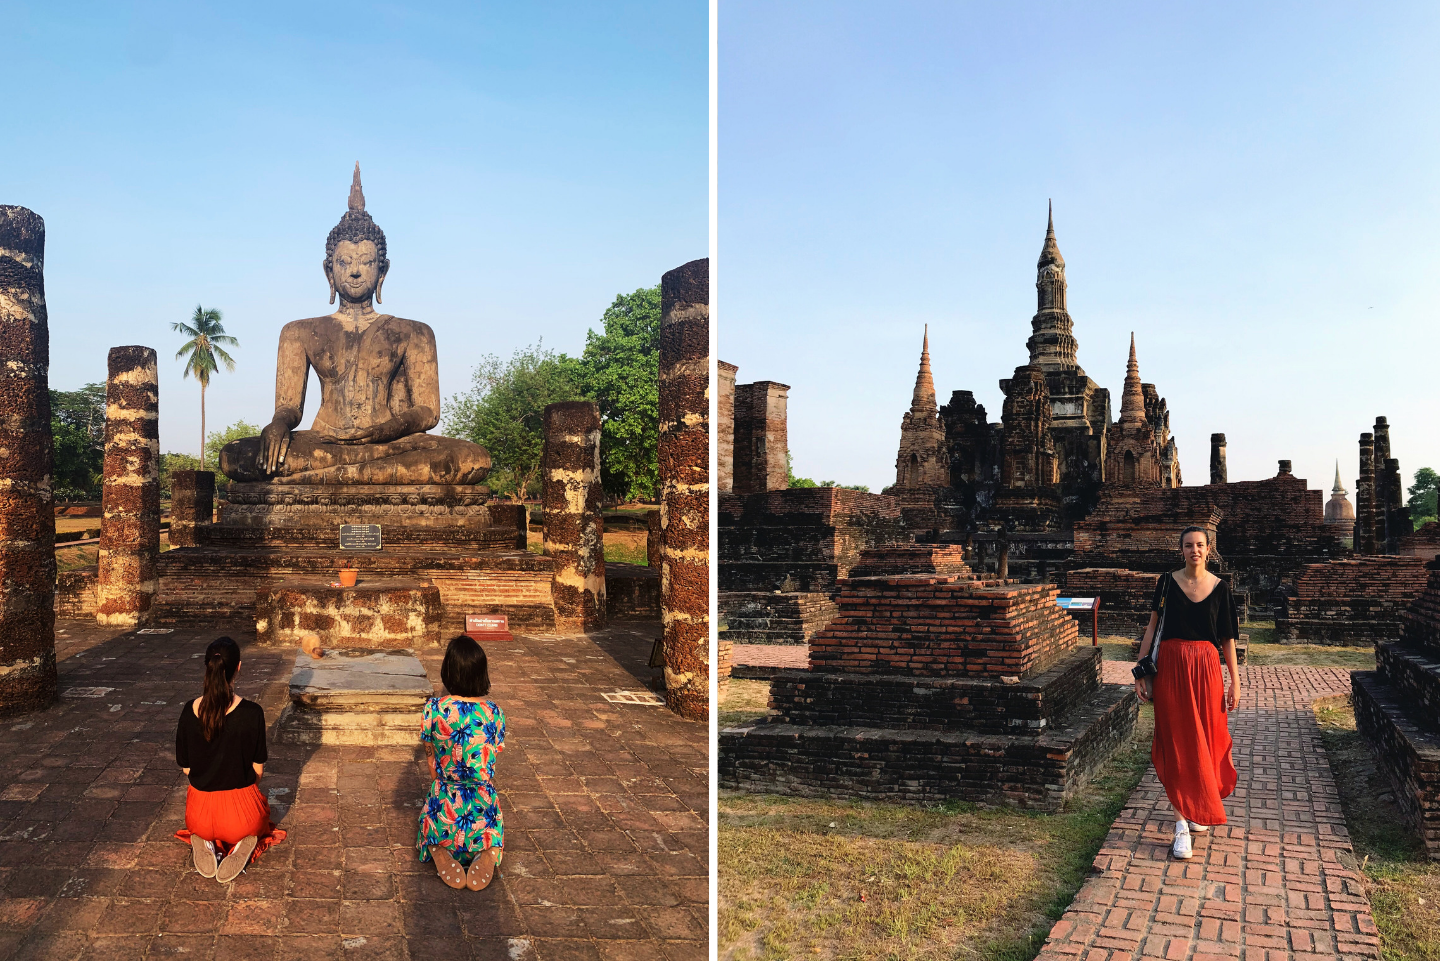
top-left (1038, 666), bottom-right (1379, 961)
top-left (0, 618), bottom-right (707, 961)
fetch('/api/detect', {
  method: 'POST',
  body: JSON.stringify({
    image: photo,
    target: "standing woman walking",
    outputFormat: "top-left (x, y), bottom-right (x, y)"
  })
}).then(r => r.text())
top-left (174, 636), bottom-right (286, 882)
top-left (1133, 526), bottom-right (1241, 860)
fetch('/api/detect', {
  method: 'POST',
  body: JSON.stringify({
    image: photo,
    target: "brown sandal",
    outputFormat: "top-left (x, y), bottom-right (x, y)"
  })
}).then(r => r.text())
top-left (430, 845), bottom-right (467, 889)
top-left (466, 847), bottom-right (498, 891)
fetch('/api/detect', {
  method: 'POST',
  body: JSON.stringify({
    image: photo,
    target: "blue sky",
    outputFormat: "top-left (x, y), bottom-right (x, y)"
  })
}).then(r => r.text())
top-left (720, 2), bottom-right (1440, 501)
top-left (4, 1), bottom-right (706, 455)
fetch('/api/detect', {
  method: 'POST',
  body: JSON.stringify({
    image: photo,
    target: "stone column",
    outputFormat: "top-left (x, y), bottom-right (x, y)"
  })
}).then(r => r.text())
top-left (658, 258), bottom-right (710, 721)
top-left (96, 347), bottom-right (160, 626)
top-left (1277, 460), bottom-right (1292, 476)
top-left (718, 361), bottom-right (737, 493)
top-left (1356, 432), bottom-right (1377, 555)
top-left (542, 401), bottom-right (605, 632)
top-left (1209, 433), bottom-right (1227, 485)
top-left (487, 503), bottom-right (529, 550)
top-left (732, 381), bottom-right (790, 495)
top-left (0, 206), bottom-right (58, 716)
top-left (168, 470), bottom-right (214, 548)
top-left (646, 509), bottom-right (662, 569)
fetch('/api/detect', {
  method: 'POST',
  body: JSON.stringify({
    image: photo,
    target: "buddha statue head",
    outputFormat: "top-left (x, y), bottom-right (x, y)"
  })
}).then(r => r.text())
top-left (324, 163), bottom-right (390, 306)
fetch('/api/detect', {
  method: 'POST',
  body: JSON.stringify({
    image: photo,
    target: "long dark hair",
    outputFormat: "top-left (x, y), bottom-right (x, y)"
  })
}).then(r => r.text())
top-left (199, 636), bottom-right (241, 741)
top-left (440, 635), bottom-right (491, 698)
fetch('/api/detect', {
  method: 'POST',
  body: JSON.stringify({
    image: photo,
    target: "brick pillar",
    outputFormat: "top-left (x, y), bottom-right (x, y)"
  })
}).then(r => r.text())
top-left (646, 509), bottom-right (662, 569)
top-left (1209, 433), bottom-right (1226, 484)
top-left (488, 503), bottom-right (529, 550)
top-left (96, 346), bottom-right (161, 626)
top-left (658, 258), bottom-right (710, 721)
top-left (168, 470), bottom-right (214, 548)
top-left (0, 206), bottom-right (58, 716)
top-left (542, 401), bottom-right (605, 632)
top-left (1356, 432), bottom-right (1377, 555)
top-left (718, 361), bottom-right (737, 493)
top-left (733, 381), bottom-right (790, 494)
top-left (1277, 460), bottom-right (1292, 476)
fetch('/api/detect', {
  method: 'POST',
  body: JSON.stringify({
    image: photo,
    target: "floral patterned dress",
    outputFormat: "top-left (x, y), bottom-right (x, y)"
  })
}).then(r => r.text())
top-left (415, 695), bottom-right (505, 867)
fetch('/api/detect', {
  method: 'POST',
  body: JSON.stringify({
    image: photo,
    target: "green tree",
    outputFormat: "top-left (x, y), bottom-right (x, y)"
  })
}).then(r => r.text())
top-left (159, 452), bottom-right (203, 497)
top-left (786, 451), bottom-right (869, 492)
top-left (579, 286), bottom-right (660, 503)
top-left (1410, 467), bottom-right (1440, 526)
top-left (172, 305), bottom-right (238, 465)
top-left (50, 384), bottom-right (106, 500)
top-left (442, 344), bottom-right (583, 502)
top-left (202, 421), bottom-right (263, 485)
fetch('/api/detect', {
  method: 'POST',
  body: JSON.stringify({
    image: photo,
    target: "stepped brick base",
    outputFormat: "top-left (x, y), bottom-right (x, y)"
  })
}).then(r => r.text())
top-left (1277, 557), bottom-right (1429, 644)
top-left (254, 578), bottom-right (443, 648)
top-left (1353, 669), bottom-right (1440, 857)
top-left (719, 591), bottom-right (837, 644)
top-left (721, 683), bottom-right (1136, 810)
top-left (155, 547), bottom-right (558, 633)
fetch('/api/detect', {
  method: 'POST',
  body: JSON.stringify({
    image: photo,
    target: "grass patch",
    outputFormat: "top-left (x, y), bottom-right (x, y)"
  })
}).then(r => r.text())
top-left (720, 678), bottom-right (773, 728)
top-left (55, 545), bottom-right (98, 572)
top-left (1094, 622), bottom-right (1375, 670)
top-left (1316, 695), bottom-right (1440, 960)
top-left (719, 690), bottom-right (1156, 961)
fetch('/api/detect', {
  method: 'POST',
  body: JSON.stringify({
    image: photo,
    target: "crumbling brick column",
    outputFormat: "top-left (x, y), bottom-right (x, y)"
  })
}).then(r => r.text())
top-left (0, 206), bottom-right (58, 716)
top-left (659, 258), bottom-right (710, 720)
top-left (718, 360), bottom-right (737, 493)
top-left (1210, 433), bottom-right (1226, 485)
top-left (542, 401), bottom-right (606, 632)
top-left (1278, 460), bottom-right (1292, 476)
top-left (1356, 432), bottom-right (1378, 555)
top-left (168, 469), bottom-right (214, 548)
top-left (733, 381), bottom-right (789, 495)
top-left (96, 346), bottom-right (161, 626)
top-left (487, 503), bottom-right (529, 551)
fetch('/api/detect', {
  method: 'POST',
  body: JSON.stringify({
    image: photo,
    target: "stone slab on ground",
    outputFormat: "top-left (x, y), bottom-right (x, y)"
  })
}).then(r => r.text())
top-left (277, 649), bottom-right (435, 747)
top-left (0, 618), bottom-right (706, 960)
top-left (1037, 666), bottom-right (1379, 961)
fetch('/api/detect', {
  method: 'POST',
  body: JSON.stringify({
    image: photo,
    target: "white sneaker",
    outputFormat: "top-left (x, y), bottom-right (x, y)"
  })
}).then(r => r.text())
top-left (1172, 821), bottom-right (1193, 860)
top-left (1188, 821), bottom-right (1209, 833)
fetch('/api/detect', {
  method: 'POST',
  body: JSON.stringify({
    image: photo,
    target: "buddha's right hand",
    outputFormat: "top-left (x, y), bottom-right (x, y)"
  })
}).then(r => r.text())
top-left (260, 420), bottom-right (293, 476)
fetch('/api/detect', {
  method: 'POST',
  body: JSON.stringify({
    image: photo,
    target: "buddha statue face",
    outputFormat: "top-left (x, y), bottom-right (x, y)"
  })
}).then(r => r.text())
top-left (325, 239), bottom-right (387, 305)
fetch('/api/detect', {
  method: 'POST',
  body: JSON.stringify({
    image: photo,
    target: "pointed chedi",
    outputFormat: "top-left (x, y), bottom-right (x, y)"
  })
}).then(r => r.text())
top-left (1118, 333), bottom-right (1147, 425)
top-left (910, 324), bottom-right (937, 413)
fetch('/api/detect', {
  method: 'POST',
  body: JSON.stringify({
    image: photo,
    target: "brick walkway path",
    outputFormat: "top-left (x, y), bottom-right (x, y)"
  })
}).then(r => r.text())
top-left (1038, 666), bottom-right (1379, 961)
top-left (0, 619), bottom-right (706, 961)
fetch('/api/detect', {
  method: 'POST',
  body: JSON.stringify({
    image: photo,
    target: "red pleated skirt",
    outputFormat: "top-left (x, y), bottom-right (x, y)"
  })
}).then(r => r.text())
top-left (1151, 639), bottom-right (1238, 825)
top-left (173, 783), bottom-right (287, 863)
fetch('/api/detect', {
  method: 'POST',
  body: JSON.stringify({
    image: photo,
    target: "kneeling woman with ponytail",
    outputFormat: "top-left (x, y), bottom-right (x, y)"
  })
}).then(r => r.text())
top-left (173, 637), bottom-right (286, 882)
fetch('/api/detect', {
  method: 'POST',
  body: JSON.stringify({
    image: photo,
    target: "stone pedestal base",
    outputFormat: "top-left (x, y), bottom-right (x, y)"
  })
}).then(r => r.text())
top-left (275, 649), bottom-right (433, 746)
top-left (255, 578), bottom-right (442, 648)
top-left (718, 591), bottom-right (837, 644)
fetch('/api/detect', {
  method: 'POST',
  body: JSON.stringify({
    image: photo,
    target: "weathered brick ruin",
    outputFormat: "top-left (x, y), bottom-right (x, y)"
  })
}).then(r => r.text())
top-left (255, 579), bottom-right (443, 648)
top-left (1209, 433), bottom-right (1227, 485)
top-left (0, 206), bottom-right (58, 716)
top-left (1062, 568), bottom-right (1166, 636)
top-left (486, 503), bottom-right (530, 551)
top-left (890, 208), bottom-right (1182, 542)
top-left (1401, 523), bottom-right (1440, 559)
top-left (718, 357), bottom-right (907, 644)
top-left (1325, 461), bottom-right (1356, 536)
top-left (1354, 418), bottom-right (1413, 554)
top-left (720, 545), bottom-right (1138, 809)
top-left (96, 346), bottom-right (161, 627)
top-left (542, 400), bottom-right (607, 633)
top-left (718, 360), bottom-right (737, 494)
top-left (1354, 559), bottom-right (1440, 855)
top-left (657, 258), bottom-right (710, 720)
top-left (168, 469), bottom-right (214, 548)
top-left (1276, 557), bottom-right (1429, 644)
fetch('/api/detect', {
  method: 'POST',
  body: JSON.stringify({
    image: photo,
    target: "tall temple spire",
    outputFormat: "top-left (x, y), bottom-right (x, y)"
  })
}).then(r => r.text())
top-left (1027, 201), bottom-right (1078, 370)
top-left (1333, 460), bottom-right (1347, 495)
top-left (910, 324), bottom-right (937, 412)
top-left (1118, 333), bottom-right (1147, 425)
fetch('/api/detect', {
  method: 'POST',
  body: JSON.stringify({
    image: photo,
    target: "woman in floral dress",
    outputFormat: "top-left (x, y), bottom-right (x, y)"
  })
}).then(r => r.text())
top-left (417, 636), bottom-right (506, 891)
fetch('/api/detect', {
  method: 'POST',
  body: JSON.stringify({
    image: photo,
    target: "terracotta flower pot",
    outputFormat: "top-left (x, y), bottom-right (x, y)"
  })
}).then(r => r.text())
top-left (338, 569), bottom-right (358, 587)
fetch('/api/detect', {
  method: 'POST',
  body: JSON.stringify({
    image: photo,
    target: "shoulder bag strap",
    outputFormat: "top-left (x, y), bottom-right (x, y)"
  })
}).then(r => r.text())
top-left (1153, 572), bottom-right (1171, 662)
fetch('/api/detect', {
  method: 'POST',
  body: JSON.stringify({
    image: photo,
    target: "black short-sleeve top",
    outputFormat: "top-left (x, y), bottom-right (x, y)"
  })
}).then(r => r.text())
top-left (1151, 573), bottom-right (1240, 652)
top-left (175, 698), bottom-right (268, 792)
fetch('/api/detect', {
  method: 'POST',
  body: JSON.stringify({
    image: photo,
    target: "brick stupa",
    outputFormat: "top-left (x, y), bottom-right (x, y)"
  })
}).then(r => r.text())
top-left (720, 544), bottom-right (1138, 810)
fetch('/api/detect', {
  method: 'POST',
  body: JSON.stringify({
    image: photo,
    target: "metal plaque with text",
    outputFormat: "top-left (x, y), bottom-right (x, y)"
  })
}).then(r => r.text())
top-left (339, 524), bottom-right (383, 551)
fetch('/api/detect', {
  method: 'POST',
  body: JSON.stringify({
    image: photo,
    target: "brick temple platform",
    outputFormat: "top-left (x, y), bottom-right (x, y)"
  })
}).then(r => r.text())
top-left (1037, 666), bottom-right (1379, 961)
top-left (0, 619), bottom-right (706, 960)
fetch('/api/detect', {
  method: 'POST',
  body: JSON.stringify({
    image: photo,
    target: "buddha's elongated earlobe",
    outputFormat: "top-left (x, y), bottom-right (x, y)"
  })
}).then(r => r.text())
top-left (324, 258), bottom-right (336, 304)
top-left (375, 265), bottom-right (388, 305)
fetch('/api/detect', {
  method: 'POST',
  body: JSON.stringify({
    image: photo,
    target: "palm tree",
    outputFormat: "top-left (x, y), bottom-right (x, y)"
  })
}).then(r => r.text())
top-left (172, 306), bottom-right (238, 465)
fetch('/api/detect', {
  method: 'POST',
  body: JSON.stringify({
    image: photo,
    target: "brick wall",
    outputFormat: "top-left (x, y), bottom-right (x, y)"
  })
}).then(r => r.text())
top-left (56, 568), bottom-right (97, 618)
top-left (1399, 522), bottom-right (1440, 560)
top-left (605, 562), bottom-right (660, 620)
top-left (808, 573), bottom-right (1080, 679)
top-left (1275, 557), bottom-right (1429, 644)
top-left (718, 591), bottom-right (837, 644)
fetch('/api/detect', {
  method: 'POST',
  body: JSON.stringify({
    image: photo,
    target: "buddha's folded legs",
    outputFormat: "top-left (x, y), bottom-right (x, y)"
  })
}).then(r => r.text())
top-left (220, 431), bottom-right (490, 485)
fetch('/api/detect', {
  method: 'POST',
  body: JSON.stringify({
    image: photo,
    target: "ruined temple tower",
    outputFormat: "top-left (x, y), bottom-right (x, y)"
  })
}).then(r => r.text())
top-left (1014, 204), bottom-right (1111, 512)
top-left (1325, 461), bottom-right (1356, 531)
top-left (892, 327), bottom-right (950, 529)
top-left (1103, 335), bottom-right (1161, 487)
top-left (1210, 434), bottom-right (1228, 485)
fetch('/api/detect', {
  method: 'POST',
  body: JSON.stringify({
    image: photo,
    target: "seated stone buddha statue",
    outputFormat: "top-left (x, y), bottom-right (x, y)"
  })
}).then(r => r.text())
top-left (221, 166), bottom-right (490, 486)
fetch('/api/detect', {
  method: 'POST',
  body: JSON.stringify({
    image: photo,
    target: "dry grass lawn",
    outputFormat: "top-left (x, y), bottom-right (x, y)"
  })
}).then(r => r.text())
top-left (1096, 621), bottom-right (1376, 670)
top-left (1316, 695), bottom-right (1440, 961)
top-left (719, 687), bottom-right (1156, 961)
top-left (524, 528), bottom-right (650, 565)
